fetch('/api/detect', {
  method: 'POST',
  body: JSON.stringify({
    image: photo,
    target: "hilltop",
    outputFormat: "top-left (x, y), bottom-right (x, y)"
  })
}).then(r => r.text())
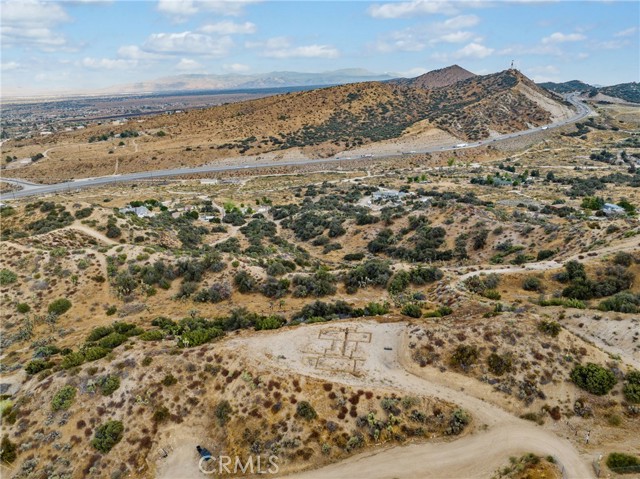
top-left (538, 80), bottom-right (594, 94)
top-left (391, 64), bottom-right (476, 89)
top-left (540, 80), bottom-right (640, 104)
top-left (598, 82), bottom-right (640, 104)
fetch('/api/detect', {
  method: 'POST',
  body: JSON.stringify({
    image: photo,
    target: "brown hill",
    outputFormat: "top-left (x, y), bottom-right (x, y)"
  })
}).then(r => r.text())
top-left (392, 64), bottom-right (476, 89)
top-left (4, 68), bottom-right (575, 182)
top-left (139, 68), bottom-right (570, 148)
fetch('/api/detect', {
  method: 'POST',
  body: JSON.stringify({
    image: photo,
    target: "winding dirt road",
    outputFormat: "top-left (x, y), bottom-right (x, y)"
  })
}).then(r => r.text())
top-left (227, 321), bottom-right (595, 479)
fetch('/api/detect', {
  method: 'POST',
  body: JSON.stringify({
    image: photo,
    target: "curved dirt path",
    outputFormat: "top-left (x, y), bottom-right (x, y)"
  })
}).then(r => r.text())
top-left (223, 321), bottom-right (594, 479)
top-left (62, 223), bottom-right (119, 246)
top-left (293, 425), bottom-right (586, 479)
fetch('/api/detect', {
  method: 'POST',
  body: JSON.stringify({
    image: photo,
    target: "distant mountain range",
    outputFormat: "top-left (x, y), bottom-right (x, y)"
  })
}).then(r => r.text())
top-left (539, 80), bottom-right (639, 104)
top-left (100, 69), bottom-right (396, 95)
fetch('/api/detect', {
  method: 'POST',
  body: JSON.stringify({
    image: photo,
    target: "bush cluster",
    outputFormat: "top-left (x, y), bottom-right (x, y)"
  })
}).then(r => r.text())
top-left (570, 363), bottom-right (617, 396)
top-left (92, 420), bottom-right (124, 453)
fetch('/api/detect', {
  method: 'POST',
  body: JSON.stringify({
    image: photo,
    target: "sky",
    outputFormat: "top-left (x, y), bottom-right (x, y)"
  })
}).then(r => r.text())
top-left (1, 0), bottom-right (638, 96)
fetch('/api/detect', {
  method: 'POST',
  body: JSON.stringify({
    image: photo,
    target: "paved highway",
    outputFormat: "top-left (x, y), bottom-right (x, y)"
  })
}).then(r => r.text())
top-left (0, 93), bottom-right (591, 201)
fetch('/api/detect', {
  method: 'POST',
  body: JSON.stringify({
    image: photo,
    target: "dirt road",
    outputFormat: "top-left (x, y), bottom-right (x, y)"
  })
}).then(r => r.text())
top-left (223, 321), bottom-right (595, 479)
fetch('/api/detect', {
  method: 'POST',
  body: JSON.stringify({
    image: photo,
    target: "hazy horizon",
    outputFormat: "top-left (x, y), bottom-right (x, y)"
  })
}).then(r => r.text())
top-left (1, 0), bottom-right (638, 97)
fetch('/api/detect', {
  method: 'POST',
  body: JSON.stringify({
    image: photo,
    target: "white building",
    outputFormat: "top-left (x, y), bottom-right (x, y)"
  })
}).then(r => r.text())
top-left (120, 205), bottom-right (153, 218)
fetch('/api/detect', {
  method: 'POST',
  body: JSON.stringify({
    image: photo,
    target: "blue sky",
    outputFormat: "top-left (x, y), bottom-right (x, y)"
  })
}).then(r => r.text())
top-left (1, 0), bottom-right (638, 96)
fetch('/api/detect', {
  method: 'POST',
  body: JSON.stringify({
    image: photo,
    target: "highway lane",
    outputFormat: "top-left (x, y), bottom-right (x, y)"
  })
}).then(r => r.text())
top-left (0, 93), bottom-right (591, 201)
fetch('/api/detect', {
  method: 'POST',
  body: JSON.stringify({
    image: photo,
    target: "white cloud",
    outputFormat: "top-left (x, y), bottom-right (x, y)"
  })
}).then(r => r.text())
top-left (439, 31), bottom-right (475, 43)
top-left (246, 37), bottom-right (288, 50)
top-left (614, 26), bottom-right (638, 38)
top-left (368, 1), bottom-right (458, 19)
top-left (81, 57), bottom-right (136, 70)
top-left (592, 39), bottom-right (629, 50)
top-left (440, 14), bottom-right (479, 30)
top-left (200, 21), bottom-right (256, 35)
top-left (1, 0), bottom-right (70, 49)
top-left (157, 0), bottom-right (260, 20)
top-left (373, 14), bottom-right (480, 52)
top-left (541, 32), bottom-right (586, 44)
top-left (454, 42), bottom-right (494, 58)
top-left (266, 44), bottom-right (339, 59)
top-left (1, 62), bottom-right (21, 71)
top-left (157, 0), bottom-right (199, 19)
top-left (142, 31), bottom-right (233, 56)
top-left (247, 37), bottom-right (339, 58)
top-left (433, 41), bottom-right (494, 61)
top-left (1, 0), bottom-right (69, 25)
top-left (223, 63), bottom-right (250, 72)
top-left (117, 45), bottom-right (164, 60)
top-left (176, 58), bottom-right (203, 70)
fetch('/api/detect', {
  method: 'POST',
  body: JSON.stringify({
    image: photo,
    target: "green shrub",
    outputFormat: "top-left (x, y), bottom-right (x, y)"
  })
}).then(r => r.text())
top-left (606, 452), bottom-right (640, 474)
top-left (296, 401), bottom-right (317, 420)
top-left (98, 332), bottom-right (128, 349)
top-left (570, 363), bottom-right (617, 395)
top-left (139, 329), bottom-right (165, 341)
top-left (539, 297), bottom-right (587, 309)
top-left (255, 315), bottom-right (286, 331)
top-left (52, 386), bottom-right (77, 411)
top-left (388, 271), bottom-right (410, 294)
top-left (464, 274), bottom-right (500, 294)
top-left (61, 352), bottom-right (85, 369)
top-left (1, 436), bottom-right (17, 464)
top-left (364, 301), bottom-right (390, 316)
top-left (538, 320), bottom-right (561, 337)
top-left (98, 375), bottom-right (120, 396)
top-left (0, 269), bottom-right (17, 285)
top-left (48, 298), bottom-right (72, 315)
top-left (450, 345), bottom-right (479, 371)
top-left (83, 346), bottom-right (110, 362)
top-left (481, 289), bottom-right (501, 300)
top-left (623, 370), bottom-right (640, 403)
top-left (214, 400), bottom-right (232, 426)
top-left (16, 303), bottom-right (30, 314)
top-left (522, 276), bottom-right (542, 292)
top-left (447, 408), bottom-right (470, 435)
top-left (487, 353), bottom-right (512, 376)
top-left (92, 420), bottom-right (124, 453)
top-left (345, 433), bottom-right (365, 451)
top-left (25, 359), bottom-right (54, 375)
top-left (598, 292), bottom-right (640, 314)
top-left (613, 252), bottom-right (634, 267)
top-left (161, 374), bottom-right (177, 387)
top-left (537, 249), bottom-right (556, 261)
top-left (424, 306), bottom-right (453, 318)
top-left (113, 321), bottom-right (141, 336)
top-left (153, 406), bottom-right (171, 423)
top-left (401, 303), bottom-right (422, 318)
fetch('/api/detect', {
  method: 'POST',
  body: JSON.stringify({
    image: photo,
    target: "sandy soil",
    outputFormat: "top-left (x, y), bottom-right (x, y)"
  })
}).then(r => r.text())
top-left (334, 126), bottom-right (460, 158)
top-left (212, 320), bottom-right (596, 479)
top-left (515, 83), bottom-right (574, 123)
